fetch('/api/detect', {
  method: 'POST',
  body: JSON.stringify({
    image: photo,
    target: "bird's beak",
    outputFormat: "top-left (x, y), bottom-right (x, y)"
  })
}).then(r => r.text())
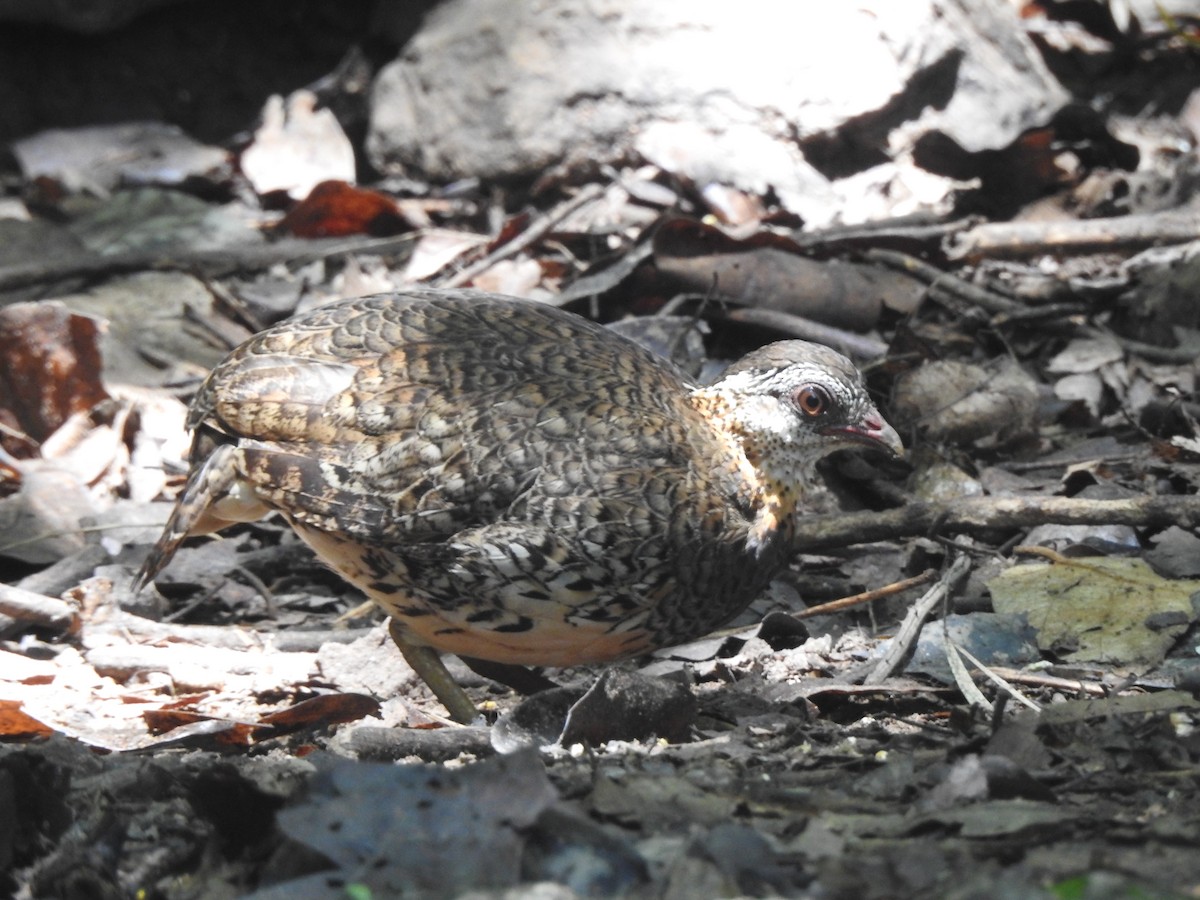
top-left (821, 412), bottom-right (904, 458)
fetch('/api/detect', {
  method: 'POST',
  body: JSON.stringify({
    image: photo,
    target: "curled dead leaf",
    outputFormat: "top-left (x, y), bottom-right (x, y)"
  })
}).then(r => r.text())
top-left (652, 218), bottom-right (923, 329)
top-left (893, 358), bottom-right (1040, 444)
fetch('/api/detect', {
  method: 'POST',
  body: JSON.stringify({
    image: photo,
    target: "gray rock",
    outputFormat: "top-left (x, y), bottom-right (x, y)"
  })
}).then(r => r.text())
top-left (368, 0), bottom-right (1067, 223)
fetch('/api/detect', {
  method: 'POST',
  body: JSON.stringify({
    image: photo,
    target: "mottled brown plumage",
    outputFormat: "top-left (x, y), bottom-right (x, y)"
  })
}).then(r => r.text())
top-left (136, 288), bottom-right (901, 721)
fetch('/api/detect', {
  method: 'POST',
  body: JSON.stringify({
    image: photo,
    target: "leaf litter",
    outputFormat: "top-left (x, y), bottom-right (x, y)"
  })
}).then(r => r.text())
top-left (2, 3), bottom-right (1200, 898)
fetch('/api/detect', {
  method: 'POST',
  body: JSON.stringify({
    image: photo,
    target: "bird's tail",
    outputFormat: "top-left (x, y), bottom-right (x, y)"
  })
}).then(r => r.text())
top-left (132, 443), bottom-right (267, 592)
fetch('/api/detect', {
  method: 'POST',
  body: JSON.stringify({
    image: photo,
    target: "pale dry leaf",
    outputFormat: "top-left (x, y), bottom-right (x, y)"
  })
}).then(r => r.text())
top-left (920, 754), bottom-right (989, 811)
top-left (1053, 372), bottom-right (1103, 416)
top-left (0, 467), bottom-right (101, 564)
top-left (115, 387), bottom-right (190, 503)
top-left (11, 122), bottom-right (228, 193)
top-left (943, 635), bottom-right (991, 712)
top-left (1145, 526), bottom-right (1200, 578)
top-left (40, 415), bottom-right (124, 488)
top-left (1171, 434), bottom-right (1200, 455)
top-left (470, 257), bottom-right (546, 298)
top-left (893, 358), bottom-right (1040, 444)
top-left (240, 90), bottom-right (356, 199)
top-left (1045, 336), bottom-right (1124, 374)
top-left (907, 457), bottom-right (984, 503)
top-left (332, 255), bottom-right (397, 299)
top-left (402, 228), bottom-right (489, 282)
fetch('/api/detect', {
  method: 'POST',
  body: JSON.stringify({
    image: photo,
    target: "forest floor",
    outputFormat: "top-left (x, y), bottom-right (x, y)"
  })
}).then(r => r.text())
top-left (2, 3), bottom-right (1200, 898)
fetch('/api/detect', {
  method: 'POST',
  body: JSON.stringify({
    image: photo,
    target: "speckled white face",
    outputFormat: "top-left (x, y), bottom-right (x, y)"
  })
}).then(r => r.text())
top-left (705, 341), bottom-right (902, 490)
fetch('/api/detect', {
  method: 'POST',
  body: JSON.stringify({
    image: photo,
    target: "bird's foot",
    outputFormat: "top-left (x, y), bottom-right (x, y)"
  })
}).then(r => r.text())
top-left (459, 656), bottom-right (559, 695)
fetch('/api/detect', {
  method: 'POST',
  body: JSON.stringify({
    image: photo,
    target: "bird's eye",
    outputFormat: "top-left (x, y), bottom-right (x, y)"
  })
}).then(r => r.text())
top-left (793, 384), bottom-right (829, 418)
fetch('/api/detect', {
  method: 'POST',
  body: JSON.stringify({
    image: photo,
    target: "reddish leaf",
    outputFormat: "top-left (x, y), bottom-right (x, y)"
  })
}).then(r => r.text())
top-left (0, 699), bottom-right (54, 739)
top-left (276, 180), bottom-right (409, 238)
top-left (651, 217), bottom-right (903, 330)
top-left (142, 708), bottom-right (266, 749)
top-left (488, 211), bottom-right (531, 251)
top-left (259, 692), bottom-right (381, 732)
top-left (142, 707), bottom-right (215, 735)
top-left (0, 302), bottom-right (109, 457)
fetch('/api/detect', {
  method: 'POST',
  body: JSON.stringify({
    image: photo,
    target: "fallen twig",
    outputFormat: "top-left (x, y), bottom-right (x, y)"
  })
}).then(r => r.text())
top-left (436, 184), bottom-right (605, 289)
top-left (866, 248), bottom-right (1024, 315)
top-left (858, 554), bottom-right (971, 684)
top-left (83, 608), bottom-right (369, 653)
top-left (723, 307), bottom-right (890, 359)
top-left (1089, 327), bottom-right (1200, 365)
top-left (946, 211), bottom-right (1200, 262)
top-left (345, 724), bottom-right (496, 762)
top-left (989, 302), bottom-right (1090, 327)
top-left (85, 643), bottom-right (317, 689)
top-left (791, 215), bottom-right (974, 255)
top-left (0, 234), bottom-right (418, 292)
top-left (794, 568), bottom-right (937, 619)
top-left (0, 584), bottom-right (79, 633)
top-left (793, 494), bottom-right (1200, 552)
top-left (982, 666), bottom-right (1109, 696)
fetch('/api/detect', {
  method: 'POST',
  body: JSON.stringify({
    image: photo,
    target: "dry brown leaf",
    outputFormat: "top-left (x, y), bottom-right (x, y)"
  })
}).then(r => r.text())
top-left (0, 699), bottom-right (54, 739)
top-left (260, 692), bottom-right (382, 732)
top-left (652, 217), bottom-right (921, 328)
top-left (893, 358), bottom-right (1041, 444)
top-left (0, 301), bottom-right (109, 458)
top-left (276, 180), bottom-right (409, 238)
top-left (402, 228), bottom-right (489, 281)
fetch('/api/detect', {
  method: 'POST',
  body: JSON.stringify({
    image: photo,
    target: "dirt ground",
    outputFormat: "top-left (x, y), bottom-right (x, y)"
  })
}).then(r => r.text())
top-left (2, 3), bottom-right (1200, 898)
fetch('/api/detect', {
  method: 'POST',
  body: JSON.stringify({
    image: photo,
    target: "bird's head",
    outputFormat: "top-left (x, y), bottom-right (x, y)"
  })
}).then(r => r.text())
top-left (699, 340), bottom-right (903, 494)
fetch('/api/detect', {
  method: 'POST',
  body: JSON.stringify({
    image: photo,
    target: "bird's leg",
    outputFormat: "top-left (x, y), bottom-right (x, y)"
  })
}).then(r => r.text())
top-left (387, 619), bottom-right (480, 724)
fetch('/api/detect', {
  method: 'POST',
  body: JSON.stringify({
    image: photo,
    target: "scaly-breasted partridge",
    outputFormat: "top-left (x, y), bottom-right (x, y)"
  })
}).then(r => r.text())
top-left (136, 288), bottom-right (902, 722)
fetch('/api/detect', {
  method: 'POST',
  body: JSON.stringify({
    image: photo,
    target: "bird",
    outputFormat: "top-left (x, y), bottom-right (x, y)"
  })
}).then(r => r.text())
top-left (135, 288), bottom-right (902, 723)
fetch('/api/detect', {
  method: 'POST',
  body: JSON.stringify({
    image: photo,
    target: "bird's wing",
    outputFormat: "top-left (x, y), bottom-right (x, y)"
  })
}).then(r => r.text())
top-left (188, 291), bottom-right (713, 543)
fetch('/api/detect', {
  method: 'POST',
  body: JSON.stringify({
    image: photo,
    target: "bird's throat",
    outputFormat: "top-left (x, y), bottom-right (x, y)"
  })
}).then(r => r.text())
top-left (690, 386), bottom-right (800, 558)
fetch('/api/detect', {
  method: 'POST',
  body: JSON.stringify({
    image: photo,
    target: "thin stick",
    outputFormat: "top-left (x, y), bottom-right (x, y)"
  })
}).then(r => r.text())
top-left (437, 184), bottom-right (605, 289)
top-left (0, 234), bottom-right (419, 292)
top-left (946, 211), bottom-right (1200, 262)
top-left (791, 494), bottom-right (1200, 552)
top-left (793, 568), bottom-right (937, 619)
top-left (859, 554), bottom-right (971, 685)
top-left (866, 248), bottom-right (1023, 314)
top-left (986, 666), bottom-right (1108, 698)
top-left (723, 307), bottom-right (890, 359)
top-left (0, 584), bottom-right (79, 633)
